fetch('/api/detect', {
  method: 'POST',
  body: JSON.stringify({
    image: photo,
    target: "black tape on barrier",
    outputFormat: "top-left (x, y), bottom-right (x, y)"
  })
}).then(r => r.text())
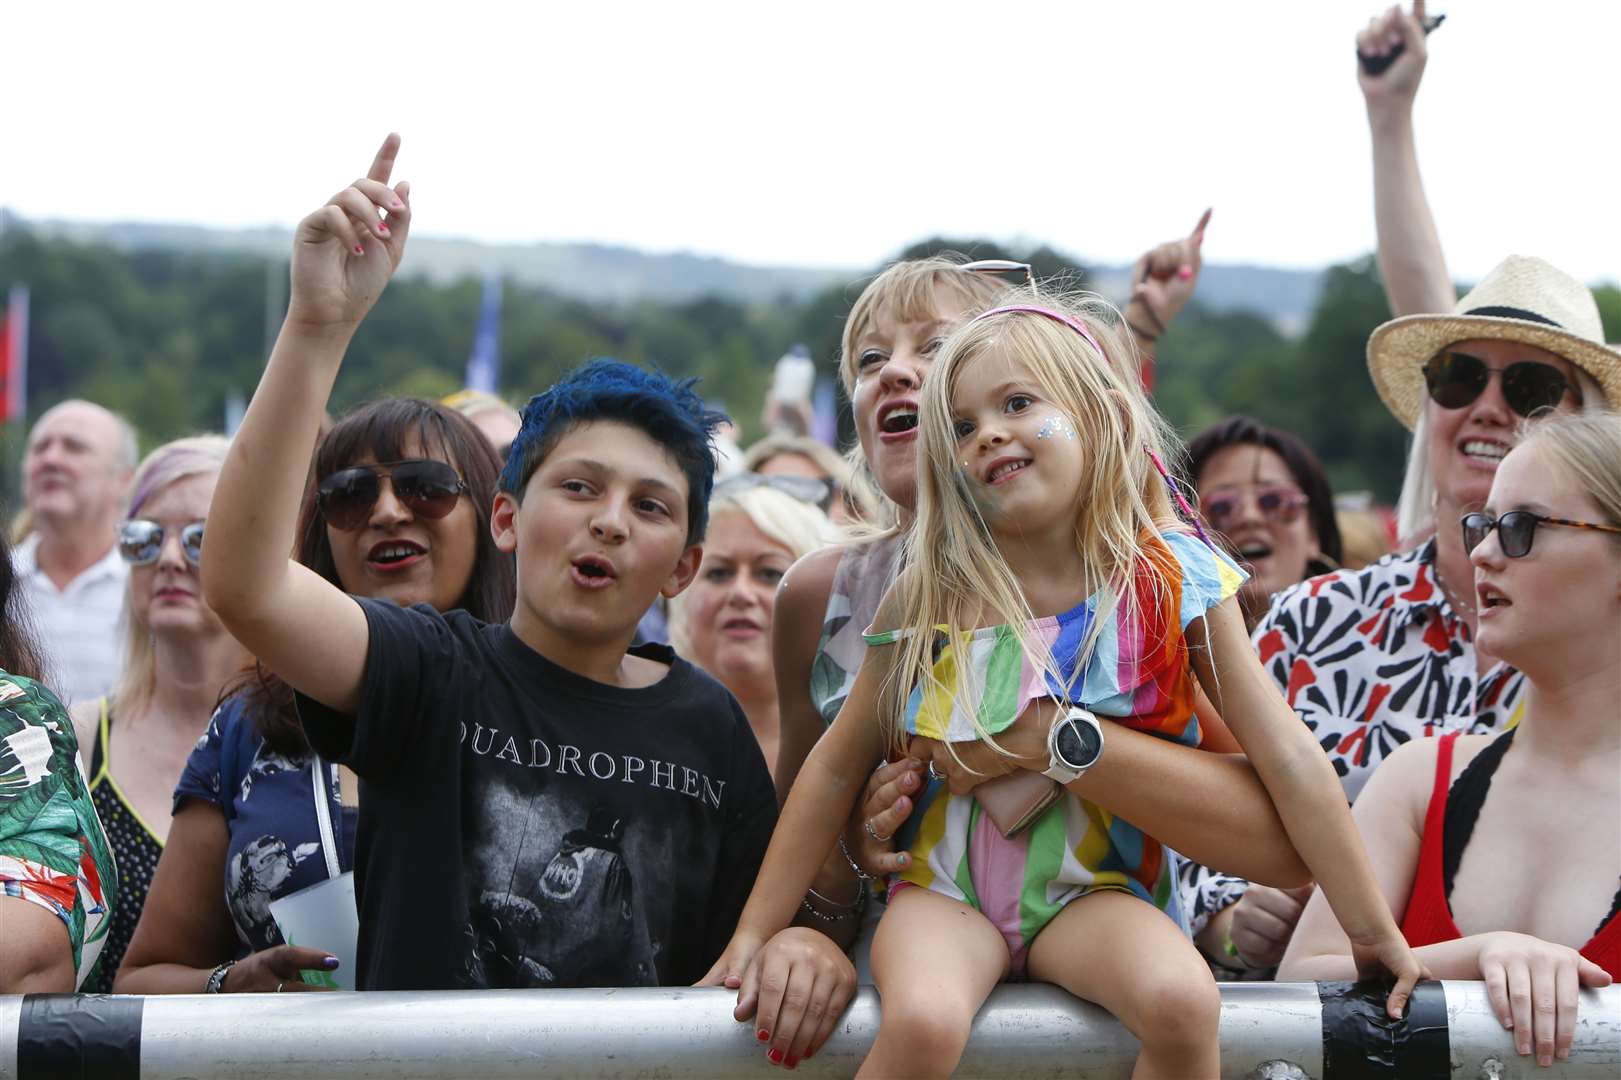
top-left (1320, 979), bottom-right (1449, 1080)
top-left (16, 993), bottom-right (142, 1080)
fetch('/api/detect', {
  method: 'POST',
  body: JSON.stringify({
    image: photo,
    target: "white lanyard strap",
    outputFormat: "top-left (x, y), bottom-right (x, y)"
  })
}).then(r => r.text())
top-left (310, 756), bottom-right (342, 880)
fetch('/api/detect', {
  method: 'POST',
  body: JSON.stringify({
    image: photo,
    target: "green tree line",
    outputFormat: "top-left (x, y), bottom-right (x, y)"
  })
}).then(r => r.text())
top-left (4, 227), bottom-right (1616, 509)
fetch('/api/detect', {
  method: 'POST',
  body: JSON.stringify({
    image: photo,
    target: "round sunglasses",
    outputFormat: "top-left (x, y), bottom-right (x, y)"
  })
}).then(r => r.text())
top-left (119, 519), bottom-right (205, 566)
top-left (1461, 510), bottom-right (1621, 559)
top-left (316, 459), bottom-right (469, 532)
top-left (1199, 485), bottom-right (1309, 532)
top-left (1422, 350), bottom-right (1582, 418)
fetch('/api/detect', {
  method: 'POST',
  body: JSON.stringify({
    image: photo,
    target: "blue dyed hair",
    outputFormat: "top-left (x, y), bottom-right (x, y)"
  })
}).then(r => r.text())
top-left (500, 359), bottom-right (727, 544)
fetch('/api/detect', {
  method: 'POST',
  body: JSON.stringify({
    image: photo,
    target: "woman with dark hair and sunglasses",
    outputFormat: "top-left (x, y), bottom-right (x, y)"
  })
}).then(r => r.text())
top-left (117, 399), bottom-right (513, 995)
top-left (1185, 416), bottom-right (1344, 630)
top-left (1184, 258), bottom-right (1620, 979)
top-left (54, 435), bottom-right (249, 993)
top-left (1282, 410), bottom-right (1620, 1068)
top-left (0, 525), bottom-right (119, 992)
top-left (667, 476), bottom-right (842, 775)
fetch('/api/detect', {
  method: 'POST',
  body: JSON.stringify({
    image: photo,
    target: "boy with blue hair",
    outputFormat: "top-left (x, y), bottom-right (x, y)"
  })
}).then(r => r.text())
top-left (204, 140), bottom-right (776, 991)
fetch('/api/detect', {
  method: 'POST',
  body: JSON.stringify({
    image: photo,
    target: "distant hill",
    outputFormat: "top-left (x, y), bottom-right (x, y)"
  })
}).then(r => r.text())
top-left (0, 210), bottom-right (1325, 331)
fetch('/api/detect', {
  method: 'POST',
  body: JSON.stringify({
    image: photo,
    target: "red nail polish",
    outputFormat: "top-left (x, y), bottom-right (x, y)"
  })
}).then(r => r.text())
top-left (785, 1055), bottom-right (799, 1069)
top-left (757, 1029), bottom-right (770, 1042)
top-left (354, 244), bottom-right (365, 255)
top-left (768, 1048), bottom-right (785, 1064)
top-left (1178, 266), bottom-right (1192, 280)
top-left (378, 222), bottom-right (390, 234)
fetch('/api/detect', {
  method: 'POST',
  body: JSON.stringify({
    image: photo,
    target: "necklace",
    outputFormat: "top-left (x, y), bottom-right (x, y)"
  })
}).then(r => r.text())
top-left (1434, 563), bottom-right (1477, 620)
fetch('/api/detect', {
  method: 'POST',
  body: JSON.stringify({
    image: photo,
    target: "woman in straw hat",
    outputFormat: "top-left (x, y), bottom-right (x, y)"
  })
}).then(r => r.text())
top-left (1281, 410), bottom-right (1620, 1068)
top-left (1188, 254), bottom-right (1620, 977)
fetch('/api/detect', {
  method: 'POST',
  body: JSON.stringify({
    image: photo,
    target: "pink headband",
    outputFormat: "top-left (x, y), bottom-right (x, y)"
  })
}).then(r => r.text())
top-left (964, 304), bottom-right (1212, 547)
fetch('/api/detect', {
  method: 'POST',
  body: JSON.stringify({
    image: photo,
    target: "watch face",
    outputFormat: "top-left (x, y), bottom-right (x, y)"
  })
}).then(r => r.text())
top-left (1055, 718), bottom-right (1101, 769)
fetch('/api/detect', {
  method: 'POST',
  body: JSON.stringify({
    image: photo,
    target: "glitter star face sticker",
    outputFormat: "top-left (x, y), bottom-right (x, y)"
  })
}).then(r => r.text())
top-left (1036, 415), bottom-right (1077, 441)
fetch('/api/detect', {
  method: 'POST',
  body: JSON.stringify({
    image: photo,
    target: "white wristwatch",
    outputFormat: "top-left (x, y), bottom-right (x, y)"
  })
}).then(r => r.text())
top-left (1044, 705), bottom-right (1104, 784)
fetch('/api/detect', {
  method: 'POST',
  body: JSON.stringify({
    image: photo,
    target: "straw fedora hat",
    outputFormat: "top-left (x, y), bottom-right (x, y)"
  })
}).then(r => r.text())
top-left (1367, 254), bottom-right (1621, 431)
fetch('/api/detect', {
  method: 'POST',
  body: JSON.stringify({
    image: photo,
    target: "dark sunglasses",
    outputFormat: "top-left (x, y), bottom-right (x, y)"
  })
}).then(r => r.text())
top-left (316, 459), bottom-right (469, 532)
top-left (1199, 486), bottom-right (1309, 532)
top-left (119, 519), bottom-right (205, 566)
top-left (1422, 351), bottom-right (1582, 418)
top-left (1461, 510), bottom-right (1621, 559)
top-left (714, 472), bottom-right (834, 514)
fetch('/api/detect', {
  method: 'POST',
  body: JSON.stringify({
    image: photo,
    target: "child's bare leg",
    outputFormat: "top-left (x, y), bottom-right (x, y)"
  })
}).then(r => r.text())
top-left (1028, 889), bottom-right (1222, 1080)
top-left (860, 886), bottom-right (1010, 1080)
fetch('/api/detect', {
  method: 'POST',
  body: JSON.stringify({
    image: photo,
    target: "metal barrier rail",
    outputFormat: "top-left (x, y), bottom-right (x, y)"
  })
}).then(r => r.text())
top-left (1, 981), bottom-right (1617, 1078)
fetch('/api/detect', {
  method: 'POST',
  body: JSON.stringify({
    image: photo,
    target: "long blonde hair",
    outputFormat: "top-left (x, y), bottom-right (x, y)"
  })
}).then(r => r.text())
top-left (837, 257), bottom-right (1013, 534)
top-left (885, 291), bottom-right (1188, 756)
top-left (112, 435), bottom-right (230, 719)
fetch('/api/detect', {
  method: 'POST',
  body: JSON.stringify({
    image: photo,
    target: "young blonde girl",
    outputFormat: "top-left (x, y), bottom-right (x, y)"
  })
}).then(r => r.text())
top-left (708, 291), bottom-right (1423, 1078)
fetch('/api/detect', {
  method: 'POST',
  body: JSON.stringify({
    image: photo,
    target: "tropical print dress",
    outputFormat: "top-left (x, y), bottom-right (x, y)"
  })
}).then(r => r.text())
top-left (864, 531), bottom-right (1245, 942)
top-left (0, 672), bottom-right (118, 989)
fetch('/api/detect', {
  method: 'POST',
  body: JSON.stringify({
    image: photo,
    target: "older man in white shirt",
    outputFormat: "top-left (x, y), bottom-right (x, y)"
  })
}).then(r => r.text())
top-left (11, 400), bottom-right (136, 705)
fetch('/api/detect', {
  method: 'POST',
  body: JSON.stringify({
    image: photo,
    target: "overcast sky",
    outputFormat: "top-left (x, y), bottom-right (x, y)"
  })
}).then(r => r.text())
top-left (8, 1), bottom-right (1617, 283)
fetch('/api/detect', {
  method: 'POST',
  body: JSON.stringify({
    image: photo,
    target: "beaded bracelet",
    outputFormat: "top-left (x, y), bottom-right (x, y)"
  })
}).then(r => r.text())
top-left (800, 885), bottom-right (865, 923)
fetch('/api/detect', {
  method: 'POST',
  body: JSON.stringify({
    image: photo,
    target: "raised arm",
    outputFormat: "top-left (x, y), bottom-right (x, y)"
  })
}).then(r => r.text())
top-left (1357, 1), bottom-right (1455, 316)
top-left (202, 135), bottom-right (412, 713)
top-left (1123, 209), bottom-right (1210, 388)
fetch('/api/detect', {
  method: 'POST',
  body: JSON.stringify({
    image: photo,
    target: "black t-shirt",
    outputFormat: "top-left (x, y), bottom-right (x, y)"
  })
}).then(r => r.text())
top-left (296, 598), bottom-right (777, 991)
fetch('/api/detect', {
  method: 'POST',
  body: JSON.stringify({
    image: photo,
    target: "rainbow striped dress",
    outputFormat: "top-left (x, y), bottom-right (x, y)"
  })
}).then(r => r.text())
top-left (862, 530), bottom-right (1245, 953)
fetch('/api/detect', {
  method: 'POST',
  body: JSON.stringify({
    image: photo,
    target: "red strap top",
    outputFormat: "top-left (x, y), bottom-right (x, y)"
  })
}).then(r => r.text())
top-left (1400, 731), bottom-right (1621, 979)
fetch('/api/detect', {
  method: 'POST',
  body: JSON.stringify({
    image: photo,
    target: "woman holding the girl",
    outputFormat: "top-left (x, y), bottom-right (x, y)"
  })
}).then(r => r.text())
top-left (717, 280), bottom-right (1422, 1077)
top-left (731, 251), bottom-right (1334, 1069)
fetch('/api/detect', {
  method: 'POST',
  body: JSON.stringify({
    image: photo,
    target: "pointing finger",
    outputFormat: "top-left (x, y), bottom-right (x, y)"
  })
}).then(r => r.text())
top-left (367, 132), bottom-right (401, 186)
top-left (1190, 207), bottom-right (1212, 244)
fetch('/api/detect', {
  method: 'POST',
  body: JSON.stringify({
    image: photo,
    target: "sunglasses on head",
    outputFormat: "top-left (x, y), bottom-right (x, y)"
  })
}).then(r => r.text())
top-left (960, 258), bottom-right (1033, 285)
top-left (316, 459), bottom-right (469, 532)
top-left (119, 519), bottom-right (205, 567)
top-left (1461, 510), bottom-right (1621, 559)
top-left (714, 472), bottom-right (834, 514)
top-left (1422, 350), bottom-right (1582, 418)
top-left (1199, 486), bottom-right (1309, 532)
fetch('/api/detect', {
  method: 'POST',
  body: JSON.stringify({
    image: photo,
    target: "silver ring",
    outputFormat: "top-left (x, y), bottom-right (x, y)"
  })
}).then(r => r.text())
top-left (863, 819), bottom-right (892, 843)
top-left (928, 761), bottom-right (945, 782)
top-left (276, 981), bottom-right (285, 993)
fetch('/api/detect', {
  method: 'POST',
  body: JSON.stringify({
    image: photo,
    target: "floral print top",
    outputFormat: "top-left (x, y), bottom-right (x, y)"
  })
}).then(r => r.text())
top-left (1181, 539), bottom-right (1526, 944)
top-left (0, 672), bottom-right (118, 988)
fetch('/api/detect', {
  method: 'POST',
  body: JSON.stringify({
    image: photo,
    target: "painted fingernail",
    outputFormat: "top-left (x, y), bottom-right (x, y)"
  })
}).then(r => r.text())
top-left (897, 853), bottom-right (910, 867)
top-left (354, 244), bottom-right (365, 255)
top-left (377, 222), bottom-right (390, 234)
top-left (767, 1048), bottom-right (785, 1064)
top-left (757, 1029), bottom-right (770, 1042)
top-left (322, 956), bottom-right (340, 969)
top-left (785, 1055), bottom-right (799, 1069)
top-left (1178, 266), bottom-right (1192, 280)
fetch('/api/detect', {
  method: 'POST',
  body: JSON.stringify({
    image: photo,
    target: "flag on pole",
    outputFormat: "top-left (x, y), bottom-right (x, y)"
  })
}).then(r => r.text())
top-left (0, 285), bottom-right (28, 424)
top-left (464, 274), bottom-right (503, 395)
